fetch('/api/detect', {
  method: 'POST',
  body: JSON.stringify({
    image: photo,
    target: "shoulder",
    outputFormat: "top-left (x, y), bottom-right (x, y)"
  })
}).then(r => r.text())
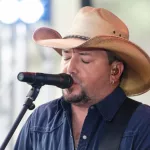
top-left (29, 97), bottom-right (64, 126)
top-left (34, 97), bottom-right (62, 114)
top-left (132, 103), bottom-right (150, 123)
top-left (125, 99), bottom-right (150, 134)
top-left (121, 102), bottom-right (150, 149)
top-left (123, 100), bottom-right (150, 148)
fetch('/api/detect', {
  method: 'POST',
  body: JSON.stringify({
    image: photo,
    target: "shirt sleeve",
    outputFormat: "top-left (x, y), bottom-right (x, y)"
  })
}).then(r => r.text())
top-left (13, 115), bottom-right (33, 150)
top-left (134, 122), bottom-right (150, 149)
top-left (13, 99), bottom-right (61, 150)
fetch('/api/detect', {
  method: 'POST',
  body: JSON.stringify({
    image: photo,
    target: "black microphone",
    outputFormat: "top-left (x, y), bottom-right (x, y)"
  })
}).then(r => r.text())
top-left (17, 72), bottom-right (73, 89)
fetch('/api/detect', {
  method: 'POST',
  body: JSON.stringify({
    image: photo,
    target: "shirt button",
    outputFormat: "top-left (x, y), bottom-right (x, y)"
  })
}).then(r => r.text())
top-left (82, 135), bottom-right (87, 140)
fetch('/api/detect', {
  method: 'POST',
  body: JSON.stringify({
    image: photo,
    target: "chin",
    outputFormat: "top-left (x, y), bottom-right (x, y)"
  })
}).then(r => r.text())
top-left (62, 88), bottom-right (80, 100)
top-left (63, 87), bottom-right (81, 98)
top-left (62, 87), bottom-right (90, 104)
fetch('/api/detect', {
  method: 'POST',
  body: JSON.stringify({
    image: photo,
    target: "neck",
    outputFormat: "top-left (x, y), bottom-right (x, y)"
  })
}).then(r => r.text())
top-left (71, 104), bottom-right (88, 121)
top-left (71, 104), bottom-right (88, 148)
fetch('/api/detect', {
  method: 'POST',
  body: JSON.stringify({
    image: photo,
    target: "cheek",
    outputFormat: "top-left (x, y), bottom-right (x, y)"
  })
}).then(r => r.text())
top-left (82, 64), bottom-right (110, 86)
top-left (83, 63), bottom-right (109, 79)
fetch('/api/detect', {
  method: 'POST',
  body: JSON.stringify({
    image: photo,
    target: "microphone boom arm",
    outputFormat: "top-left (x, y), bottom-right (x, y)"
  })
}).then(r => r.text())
top-left (0, 84), bottom-right (41, 150)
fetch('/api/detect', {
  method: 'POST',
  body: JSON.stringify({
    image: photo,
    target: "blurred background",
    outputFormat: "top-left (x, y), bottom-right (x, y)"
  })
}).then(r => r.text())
top-left (0, 0), bottom-right (150, 149)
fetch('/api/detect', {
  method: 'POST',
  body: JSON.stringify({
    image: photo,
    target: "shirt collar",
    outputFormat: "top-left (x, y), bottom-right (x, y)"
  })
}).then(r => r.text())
top-left (96, 86), bottom-right (126, 122)
top-left (60, 86), bottom-right (126, 122)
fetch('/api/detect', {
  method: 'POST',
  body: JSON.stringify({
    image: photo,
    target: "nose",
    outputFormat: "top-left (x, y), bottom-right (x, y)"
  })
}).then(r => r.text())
top-left (67, 56), bottom-right (78, 75)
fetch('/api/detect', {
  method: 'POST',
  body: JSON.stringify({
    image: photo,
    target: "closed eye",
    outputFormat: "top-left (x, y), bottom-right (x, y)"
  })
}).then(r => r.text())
top-left (81, 59), bottom-right (90, 64)
top-left (80, 52), bottom-right (92, 64)
top-left (64, 57), bottom-right (71, 61)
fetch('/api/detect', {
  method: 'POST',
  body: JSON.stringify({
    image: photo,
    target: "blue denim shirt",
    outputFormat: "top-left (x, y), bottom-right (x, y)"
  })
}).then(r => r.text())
top-left (14, 87), bottom-right (150, 150)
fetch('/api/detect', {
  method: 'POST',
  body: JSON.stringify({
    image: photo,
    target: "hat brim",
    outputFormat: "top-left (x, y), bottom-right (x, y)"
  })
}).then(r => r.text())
top-left (33, 27), bottom-right (150, 96)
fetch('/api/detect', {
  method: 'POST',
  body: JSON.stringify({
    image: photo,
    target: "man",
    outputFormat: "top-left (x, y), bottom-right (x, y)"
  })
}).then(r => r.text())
top-left (14, 6), bottom-right (150, 150)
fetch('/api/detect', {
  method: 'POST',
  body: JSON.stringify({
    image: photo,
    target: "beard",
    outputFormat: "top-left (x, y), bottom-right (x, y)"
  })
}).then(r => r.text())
top-left (62, 86), bottom-right (91, 104)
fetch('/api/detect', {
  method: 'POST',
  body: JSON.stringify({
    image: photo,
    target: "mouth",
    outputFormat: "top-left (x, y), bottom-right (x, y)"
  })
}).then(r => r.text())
top-left (72, 75), bottom-right (80, 84)
top-left (69, 82), bottom-right (78, 89)
top-left (71, 78), bottom-right (80, 87)
top-left (65, 78), bottom-right (80, 93)
top-left (64, 75), bottom-right (81, 92)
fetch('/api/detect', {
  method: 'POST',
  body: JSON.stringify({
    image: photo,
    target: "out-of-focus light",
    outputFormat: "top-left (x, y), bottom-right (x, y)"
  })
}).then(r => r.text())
top-left (19, 0), bottom-right (44, 24)
top-left (0, 0), bottom-right (19, 24)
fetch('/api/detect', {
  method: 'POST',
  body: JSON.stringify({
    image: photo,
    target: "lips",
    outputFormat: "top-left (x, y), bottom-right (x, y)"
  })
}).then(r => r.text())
top-left (67, 74), bottom-right (81, 88)
top-left (69, 78), bottom-right (80, 89)
top-left (72, 75), bottom-right (80, 84)
top-left (73, 80), bottom-right (78, 84)
top-left (71, 82), bottom-right (78, 88)
top-left (72, 78), bottom-right (80, 86)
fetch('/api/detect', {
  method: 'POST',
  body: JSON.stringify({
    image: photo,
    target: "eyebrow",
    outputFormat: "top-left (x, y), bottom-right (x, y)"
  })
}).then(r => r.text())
top-left (62, 49), bottom-right (93, 57)
top-left (62, 49), bottom-right (70, 53)
top-left (79, 51), bottom-right (92, 56)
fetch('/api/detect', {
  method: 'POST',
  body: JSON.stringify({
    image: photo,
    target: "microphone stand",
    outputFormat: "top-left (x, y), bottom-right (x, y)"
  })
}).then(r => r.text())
top-left (0, 84), bottom-right (42, 150)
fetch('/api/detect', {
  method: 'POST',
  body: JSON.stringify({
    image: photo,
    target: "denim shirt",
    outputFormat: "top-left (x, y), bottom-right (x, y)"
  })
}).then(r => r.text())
top-left (14, 87), bottom-right (150, 150)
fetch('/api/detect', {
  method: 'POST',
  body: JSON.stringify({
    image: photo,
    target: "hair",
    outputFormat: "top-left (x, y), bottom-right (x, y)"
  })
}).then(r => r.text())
top-left (106, 50), bottom-right (126, 81)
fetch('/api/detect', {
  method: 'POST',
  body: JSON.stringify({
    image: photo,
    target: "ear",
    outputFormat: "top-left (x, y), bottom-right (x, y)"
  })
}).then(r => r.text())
top-left (110, 61), bottom-right (124, 84)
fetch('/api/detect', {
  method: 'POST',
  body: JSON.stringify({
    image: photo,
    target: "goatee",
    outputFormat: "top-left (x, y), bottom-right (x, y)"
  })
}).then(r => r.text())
top-left (62, 89), bottom-right (91, 104)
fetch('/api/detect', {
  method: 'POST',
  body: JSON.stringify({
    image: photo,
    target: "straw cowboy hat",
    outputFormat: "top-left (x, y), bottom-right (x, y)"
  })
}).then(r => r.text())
top-left (33, 6), bottom-right (150, 96)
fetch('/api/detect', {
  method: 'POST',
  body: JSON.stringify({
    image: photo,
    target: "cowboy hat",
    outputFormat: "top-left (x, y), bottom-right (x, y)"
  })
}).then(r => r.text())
top-left (33, 6), bottom-right (150, 96)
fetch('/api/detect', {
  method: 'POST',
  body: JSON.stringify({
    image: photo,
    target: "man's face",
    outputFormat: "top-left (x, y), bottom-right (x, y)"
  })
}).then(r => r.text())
top-left (61, 48), bottom-right (112, 105)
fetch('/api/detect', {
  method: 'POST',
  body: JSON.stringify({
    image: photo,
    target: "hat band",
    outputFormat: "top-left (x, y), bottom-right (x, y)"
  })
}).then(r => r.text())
top-left (63, 35), bottom-right (90, 40)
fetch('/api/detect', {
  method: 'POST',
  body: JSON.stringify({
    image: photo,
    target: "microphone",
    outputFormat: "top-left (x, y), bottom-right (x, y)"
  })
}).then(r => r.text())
top-left (17, 72), bottom-right (73, 89)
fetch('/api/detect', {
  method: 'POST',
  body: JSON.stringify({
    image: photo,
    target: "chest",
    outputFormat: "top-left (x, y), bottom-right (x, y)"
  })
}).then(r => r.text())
top-left (72, 120), bottom-right (83, 148)
top-left (29, 107), bottom-right (140, 150)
